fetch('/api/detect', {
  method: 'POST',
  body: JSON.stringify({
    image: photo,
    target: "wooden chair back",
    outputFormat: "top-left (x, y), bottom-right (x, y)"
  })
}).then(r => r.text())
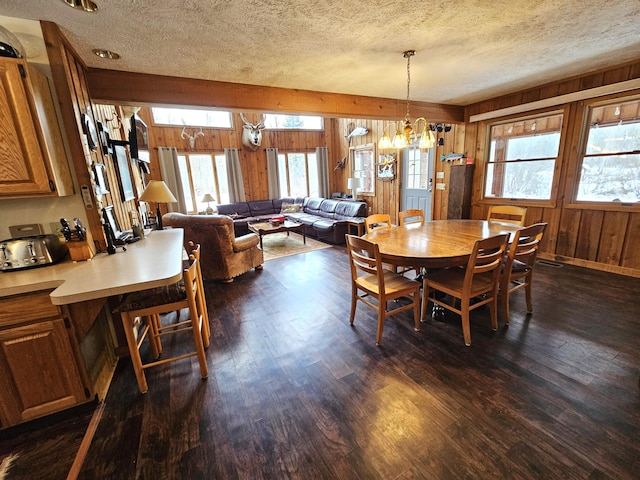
top-left (346, 234), bottom-right (421, 345)
top-left (500, 222), bottom-right (547, 324)
top-left (399, 209), bottom-right (424, 226)
top-left (365, 213), bottom-right (392, 233)
top-left (487, 205), bottom-right (527, 226)
top-left (422, 233), bottom-right (510, 346)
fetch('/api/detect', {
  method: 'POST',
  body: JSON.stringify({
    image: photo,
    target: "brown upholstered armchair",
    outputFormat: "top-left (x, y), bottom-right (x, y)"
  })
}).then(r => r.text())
top-left (163, 213), bottom-right (263, 283)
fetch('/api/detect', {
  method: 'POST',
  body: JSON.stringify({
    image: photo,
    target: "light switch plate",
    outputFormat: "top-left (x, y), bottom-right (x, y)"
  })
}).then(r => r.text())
top-left (436, 172), bottom-right (445, 179)
top-left (436, 183), bottom-right (446, 190)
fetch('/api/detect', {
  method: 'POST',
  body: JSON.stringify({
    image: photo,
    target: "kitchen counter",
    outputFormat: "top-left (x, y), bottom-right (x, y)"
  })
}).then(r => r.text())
top-left (0, 229), bottom-right (184, 304)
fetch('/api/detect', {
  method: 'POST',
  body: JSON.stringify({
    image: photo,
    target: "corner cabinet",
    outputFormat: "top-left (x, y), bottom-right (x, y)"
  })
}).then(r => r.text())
top-left (0, 58), bottom-right (73, 197)
top-left (0, 290), bottom-right (116, 429)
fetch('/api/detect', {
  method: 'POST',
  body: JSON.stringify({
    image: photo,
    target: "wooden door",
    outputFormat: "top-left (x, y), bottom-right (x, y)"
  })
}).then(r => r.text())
top-left (0, 318), bottom-right (87, 427)
top-left (0, 58), bottom-right (52, 195)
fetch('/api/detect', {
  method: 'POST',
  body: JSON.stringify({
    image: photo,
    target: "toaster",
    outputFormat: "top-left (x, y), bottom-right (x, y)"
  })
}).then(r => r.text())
top-left (0, 234), bottom-right (69, 272)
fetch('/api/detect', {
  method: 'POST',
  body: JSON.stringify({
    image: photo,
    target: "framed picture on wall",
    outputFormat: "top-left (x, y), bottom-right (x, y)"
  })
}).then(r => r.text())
top-left (351, 143), bottom-right (376, 195)
top-left (97, 121), bottom-right (112, 155)
top-left (109, 140), bottom-right (135, 202)
top-left (92, 162), bottom-right (110, 194)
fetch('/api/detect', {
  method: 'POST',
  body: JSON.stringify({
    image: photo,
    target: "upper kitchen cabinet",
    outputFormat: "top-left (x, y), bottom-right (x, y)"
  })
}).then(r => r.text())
top-left (0, 58), bottom-right (73, 197)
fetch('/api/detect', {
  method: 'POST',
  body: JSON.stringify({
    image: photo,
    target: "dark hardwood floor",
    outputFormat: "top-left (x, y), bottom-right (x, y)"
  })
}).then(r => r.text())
top-left (5, 244), bottom-right (640, 479)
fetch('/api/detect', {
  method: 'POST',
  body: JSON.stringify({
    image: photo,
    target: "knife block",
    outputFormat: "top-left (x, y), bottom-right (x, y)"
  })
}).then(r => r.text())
top-left (66, 229), bottom-right (95, 261)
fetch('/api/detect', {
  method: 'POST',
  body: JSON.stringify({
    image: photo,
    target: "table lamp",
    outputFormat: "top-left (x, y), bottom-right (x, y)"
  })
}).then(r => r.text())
top-left (347, 177), bottom-right (361, 200)
top-left (201, 193), bottom-right (218, 214)
top-left (139, 180), bottom-right (177, 230)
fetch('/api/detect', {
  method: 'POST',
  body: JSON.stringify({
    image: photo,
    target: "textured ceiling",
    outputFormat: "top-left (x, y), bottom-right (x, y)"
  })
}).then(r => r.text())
top-left (1, 1), bottom-right (640, 107)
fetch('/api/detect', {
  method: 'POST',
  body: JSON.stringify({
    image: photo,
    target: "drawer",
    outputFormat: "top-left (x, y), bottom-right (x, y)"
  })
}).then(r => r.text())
top-left (0, 290), bottom-right (61, 328)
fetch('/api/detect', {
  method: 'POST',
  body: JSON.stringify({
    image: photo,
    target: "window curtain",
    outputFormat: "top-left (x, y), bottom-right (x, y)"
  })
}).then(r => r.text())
top-left (315, 146), bottom-right (330, 198)
top-left (224, 148), bottom-right (245, 202)
top-left (157, 146), bottom-right (187, 213)
top-left (266, 148), bottom-right (280, 199)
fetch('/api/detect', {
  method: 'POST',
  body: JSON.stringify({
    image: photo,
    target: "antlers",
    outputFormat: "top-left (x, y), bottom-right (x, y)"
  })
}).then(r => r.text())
top-left (240, 113), bottom-right (265, 130)
top-left (180, 127), bottom-right (204, 148)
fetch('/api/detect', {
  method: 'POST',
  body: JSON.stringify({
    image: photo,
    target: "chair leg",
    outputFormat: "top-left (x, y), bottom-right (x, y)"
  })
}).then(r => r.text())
top-left (375, 308), bottom-right (385, 346)
top-left (189, 307), bottom-right (209, 379)
top-left (525, 277), bottom-right (534, 313)
top-left (121, 312), bottom-right (149, 393)
top-left (489, 295), bottom-right (499, 331)
top-left (413, 292), bottom-right (420, 332)
top-left (500, 289), bottom-right (511, 326)
top-left (421, 280), bottom-right (428, 321)
top-left (349, 285), bottom-right (357, 326)
top-left (461, 303), bottom-right (472, 347)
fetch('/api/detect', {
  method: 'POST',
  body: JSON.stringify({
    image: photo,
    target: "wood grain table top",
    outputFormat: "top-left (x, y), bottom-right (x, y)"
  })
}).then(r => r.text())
top-left (362, 220), bottom-right (521, 268)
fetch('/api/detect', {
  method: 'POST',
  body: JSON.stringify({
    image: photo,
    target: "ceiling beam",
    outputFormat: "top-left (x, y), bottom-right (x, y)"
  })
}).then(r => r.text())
top-left (86, 68), bottom-right (465, 123)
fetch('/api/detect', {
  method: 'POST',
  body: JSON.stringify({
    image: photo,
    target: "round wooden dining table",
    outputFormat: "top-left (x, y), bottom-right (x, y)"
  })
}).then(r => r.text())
top-left (362, 219), bottom-right (522, 269)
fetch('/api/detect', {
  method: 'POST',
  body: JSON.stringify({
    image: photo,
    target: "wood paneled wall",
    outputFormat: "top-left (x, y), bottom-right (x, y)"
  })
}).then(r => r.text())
top-left (464, 60), bottom-right (640, 277)
top-left (333, 119), bottom-right (466, 224)
top-left (141, 112), bottom-right (327, 202)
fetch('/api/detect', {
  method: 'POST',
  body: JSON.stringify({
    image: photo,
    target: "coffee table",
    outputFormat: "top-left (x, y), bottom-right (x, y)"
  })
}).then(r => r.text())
top-left (248, 220), bottom-right (306, 250)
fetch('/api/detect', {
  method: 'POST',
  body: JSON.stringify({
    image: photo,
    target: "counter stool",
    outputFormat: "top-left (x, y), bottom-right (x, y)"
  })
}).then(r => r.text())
top-left (114, 255), bottom-right (209, 393)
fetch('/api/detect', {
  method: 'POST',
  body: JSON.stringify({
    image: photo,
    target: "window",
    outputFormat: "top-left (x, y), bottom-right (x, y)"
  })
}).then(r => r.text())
top-left (351, 144), bottom-right (375, 195)
top-left (576, 98), bottom-right (640, 203)
top-left (177, 153), bottom-right (230, 213)
top-left (264, 114), bottom-right (323, 130)
top-left (277, 152), bottom-right (318, 197)
top-left (151, 107), bottom-right (232, 128)
top-left (406, 147), bottom-right (430, 189)
top-left (484, 112), bottom-right (564, 200)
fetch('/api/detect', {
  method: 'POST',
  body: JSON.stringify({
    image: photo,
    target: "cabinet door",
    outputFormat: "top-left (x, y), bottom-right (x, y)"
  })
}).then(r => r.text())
top-left (0, 59), bottom-right (52, 195)
top-left (0, 318), bottom-right (87, 427)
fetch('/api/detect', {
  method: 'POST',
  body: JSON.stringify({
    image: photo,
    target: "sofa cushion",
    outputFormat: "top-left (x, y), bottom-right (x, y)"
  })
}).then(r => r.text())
top-left (318, 199), bottom-right (340, 219)
top-left (217, 202), bottom-right (250, 218)
top-left (335, 200), bottom-right (367, 218)
top-left (281, 202), bottom-right (303, 213)
top-left (248, 200), bottom-right (277, 217)
top-left (312, 219), bottom-right (339, 232)
top-left (304, 197), bottom-right (325, 215)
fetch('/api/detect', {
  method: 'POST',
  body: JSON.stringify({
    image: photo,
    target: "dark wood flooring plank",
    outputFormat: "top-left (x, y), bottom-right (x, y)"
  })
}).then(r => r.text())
top-left (16, 246), bottom-right (636, 480)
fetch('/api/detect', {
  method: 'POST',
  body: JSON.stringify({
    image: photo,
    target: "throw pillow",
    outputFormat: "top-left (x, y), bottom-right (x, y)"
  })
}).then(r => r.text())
top-left (281, 202), bottom-right (302, 213)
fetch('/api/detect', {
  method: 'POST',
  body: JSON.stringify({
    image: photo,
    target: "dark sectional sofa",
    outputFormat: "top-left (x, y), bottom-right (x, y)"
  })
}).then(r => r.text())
top-left (216, 197), bottom-right (367, 244)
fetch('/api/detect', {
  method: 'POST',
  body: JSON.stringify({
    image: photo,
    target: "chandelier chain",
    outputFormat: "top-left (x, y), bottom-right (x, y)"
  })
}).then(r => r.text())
top-left (406, 52), bottom-right (411, 118)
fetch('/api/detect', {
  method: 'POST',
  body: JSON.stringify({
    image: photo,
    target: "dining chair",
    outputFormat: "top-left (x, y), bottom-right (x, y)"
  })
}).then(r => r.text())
top-left (487, 205), bottom-right (527, 226)
top-left (499, 222), bottom-right (547, 325)
top-left (422, 233), bottom-right (510, 346)
top-left (346, 234), bottom-right (421, 346)
top-left (398, 209), bottom-right (424, 226)
top-left (114, 254), bottom-right (209, 393)
top-left (364, 213), bottom-right (398, 271)
top-left (398, 209), bottom-right (425, 278)
top-left (365, 213), bottom-right (392, 233)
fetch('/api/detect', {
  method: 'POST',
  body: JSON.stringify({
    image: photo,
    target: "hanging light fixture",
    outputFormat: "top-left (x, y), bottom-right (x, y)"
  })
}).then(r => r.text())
top-left (378, 50), bottom-right (435, 151)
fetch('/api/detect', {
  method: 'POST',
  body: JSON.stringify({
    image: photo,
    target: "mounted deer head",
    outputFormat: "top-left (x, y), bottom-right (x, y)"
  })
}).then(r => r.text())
top-left (180, 127), bottom-right (205, 149)
top-left (240, 113), bottom-right (265, 151)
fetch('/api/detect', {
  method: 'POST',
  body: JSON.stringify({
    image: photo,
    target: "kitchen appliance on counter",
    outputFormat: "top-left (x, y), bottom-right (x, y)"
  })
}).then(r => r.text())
top-left (1, 224), bottom-right (68, 271)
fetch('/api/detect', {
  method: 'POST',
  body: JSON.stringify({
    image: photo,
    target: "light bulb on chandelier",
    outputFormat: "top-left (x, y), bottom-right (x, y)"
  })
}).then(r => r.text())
top-left (378, 50), bottom-right (436, 151)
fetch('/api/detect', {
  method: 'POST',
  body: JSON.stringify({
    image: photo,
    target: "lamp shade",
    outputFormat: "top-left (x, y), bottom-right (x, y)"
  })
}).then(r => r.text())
top-left (347, 177), bottom-right (361, 189)
top-left (201, 193), bottom-right (216, 203)
top-left (139, 180), bottom-right (177, 204)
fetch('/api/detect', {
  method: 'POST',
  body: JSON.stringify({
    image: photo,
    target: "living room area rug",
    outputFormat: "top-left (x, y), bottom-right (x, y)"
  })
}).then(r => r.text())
top-left (260, 232), bottom-right (332, 261)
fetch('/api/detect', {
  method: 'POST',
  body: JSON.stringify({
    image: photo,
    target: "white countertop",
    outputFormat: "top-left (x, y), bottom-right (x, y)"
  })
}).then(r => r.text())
top-left (0, 229), bottom-right (184, 305)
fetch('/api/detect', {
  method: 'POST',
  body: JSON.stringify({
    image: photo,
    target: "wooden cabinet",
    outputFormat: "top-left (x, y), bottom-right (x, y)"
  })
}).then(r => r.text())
top-left (0, 291), bottom-right (88, 428)
top-left (0, 58), bottom-right (73, 197)
top-left (447, 164), bottom-right (474, 219)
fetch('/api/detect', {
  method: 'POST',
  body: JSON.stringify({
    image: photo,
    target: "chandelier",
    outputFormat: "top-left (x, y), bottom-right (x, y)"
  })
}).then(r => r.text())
top-left (378, 50), bottom-right (435, 150)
